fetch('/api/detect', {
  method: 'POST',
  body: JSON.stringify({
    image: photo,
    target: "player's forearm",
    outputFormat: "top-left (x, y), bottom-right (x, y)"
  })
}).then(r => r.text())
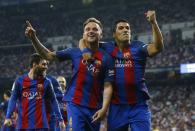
top-left (6, 98), bottom-right (16, 118)
top-left (151, 21), bottom-right (164, 51)
top-left (102, 82), bottom-right (113, 111)
top-left (51, 98), bottom-right (63, 121)
top-left (31, 35), bottom-right (55, 61)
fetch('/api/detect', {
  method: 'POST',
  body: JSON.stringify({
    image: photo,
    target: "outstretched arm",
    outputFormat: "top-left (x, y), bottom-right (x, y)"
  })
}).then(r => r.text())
top-left (25, 21), bottom-right (57, 61)
top-left (145, 11), bottom-right (164, 57)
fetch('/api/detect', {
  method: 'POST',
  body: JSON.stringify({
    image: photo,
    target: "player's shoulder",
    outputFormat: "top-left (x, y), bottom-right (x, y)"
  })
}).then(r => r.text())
top-left (46, 75), bottom-right (56, 81)
top-left (100, 41), bottom-right (116, 53)
top-left (57, 47), bottom-right (81, 54)
top-left (46, 75), bottom-right (60, 87)
top-left (12, 74), bottom-right (28, 90)
top-left (15, 74), bottom-right (28, 82)
top-left (45, 76), bottom-right (53, 83)
top-left (100, 41), bottom-right (115, 47)
top-left (131, 40), bottom-right (145, 45)
top-left (99, 48), bottom-right (111, 57)
top-left (131, 40), bottom-right (148, 48)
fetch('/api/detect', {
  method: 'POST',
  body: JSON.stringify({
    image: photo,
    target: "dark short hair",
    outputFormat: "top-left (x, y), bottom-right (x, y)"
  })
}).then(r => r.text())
top-left (29, 53), bottom-right (43, 68)
top-left (83, 17), bottom-right (103, 30)
top-left (112, 19), bottom-right (129, 33)
top-left (4, 90), bottom-right (11, 97)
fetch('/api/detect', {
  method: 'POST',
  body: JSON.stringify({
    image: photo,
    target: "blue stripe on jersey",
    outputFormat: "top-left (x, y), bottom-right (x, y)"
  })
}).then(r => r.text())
top-left (115, 60), bottom-right (127, 103)
top-left (42, 80), bottom-right (49, 128)
top-left (28, 79), bottom-right (36, 128)
top-left (35, 78), bottom-right (44, 128)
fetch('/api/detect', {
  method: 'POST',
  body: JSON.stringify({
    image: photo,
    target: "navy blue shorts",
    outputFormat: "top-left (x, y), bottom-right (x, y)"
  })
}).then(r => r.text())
top-left (108, 103), bottom-right (151, 131)
top-left (1, 125), bottom-right (15, 131)
top-left (66, 102), bottom-right (100, 131)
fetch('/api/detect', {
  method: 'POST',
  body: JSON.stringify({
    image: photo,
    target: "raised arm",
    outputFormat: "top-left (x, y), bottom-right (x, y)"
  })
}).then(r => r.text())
top-left (25, 21), bottom-right (57, 61)
top-left (145, 10), bottom-right (164, 57)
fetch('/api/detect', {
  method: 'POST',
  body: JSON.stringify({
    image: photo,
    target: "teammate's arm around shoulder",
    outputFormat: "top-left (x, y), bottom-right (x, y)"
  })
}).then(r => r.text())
top-left (145, 10), bottom-right (164, 57)
top-left (25, 20), bottom-right (57, 61)
top-left (79, 38), bottom-right (92, 60)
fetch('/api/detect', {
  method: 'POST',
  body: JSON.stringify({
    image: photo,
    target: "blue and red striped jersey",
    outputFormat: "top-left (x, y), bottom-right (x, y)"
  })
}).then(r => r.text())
top-left (101, 40), bottom-right (150, 105)
top-left (45, 75), bottom-right (64, 123)
top-left (56, 48), bottom-right (114, 109)
top-left (6, 74), bottom-right (63, 129)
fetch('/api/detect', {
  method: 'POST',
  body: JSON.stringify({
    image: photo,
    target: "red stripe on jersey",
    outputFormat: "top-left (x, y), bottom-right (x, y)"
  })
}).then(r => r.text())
top-left (88, 51), bottom-right (103, 108)
top-left (111, 47), bottom-right (120, 104)
top-left (35, 78), bottom-right (44, 128)
top-left (73, 58), bottom-right (87, 105)
top-left (63, 110), bottom-right (68, 125)
top-left (88, 76), bottom-right (98, 108)
top-left (45, 100), bottom-right (51, 123)
top-left (21, 76), bottom-right (30, 129)
top-left (111, 47), bottom-right (119, 58)
top-left (123, 48), bottom-right (136, 104)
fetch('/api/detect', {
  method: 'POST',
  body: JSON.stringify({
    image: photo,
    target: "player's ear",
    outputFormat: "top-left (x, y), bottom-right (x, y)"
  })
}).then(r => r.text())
top-left (32, 63), bottom-right (37, 68)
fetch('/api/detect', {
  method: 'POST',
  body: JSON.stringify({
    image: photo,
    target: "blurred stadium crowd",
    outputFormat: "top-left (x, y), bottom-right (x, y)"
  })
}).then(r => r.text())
top-left (150, 85), bottom-right (195, 131)
top-left (0, 0), bottom-right (194, 130)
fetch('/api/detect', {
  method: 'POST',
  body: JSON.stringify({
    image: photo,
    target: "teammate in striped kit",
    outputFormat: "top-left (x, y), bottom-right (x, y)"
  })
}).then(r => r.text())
top-left (80, 10), bottom-right (164, 131)
top-left (56, 76), bottom-right (68, 129)
top-left (4, 54), bottom-right (65, 131)
top-left (25, 18), bottom-right (114, 131)
top-left (46, 75), bottom-right (67, 131)
top-left (45, 75), bottom-right (64, 131)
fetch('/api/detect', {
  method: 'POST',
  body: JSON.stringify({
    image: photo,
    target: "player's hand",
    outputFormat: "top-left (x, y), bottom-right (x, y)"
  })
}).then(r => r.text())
top-left (63, 103), bottom-right (67, 111)
top-left (145, 10), bottom-right (157, 24)
top-left (4, 119), bottom-right (12, 126)
top-left (92, 108), bottom-right (106, 123)
top-left (83, 53), bottom-right (92, 60)
top-left (79, 38), bottom-right (92, 60)
top-left (59, 121), bottom-right (66, 131)
top-left (25, 20), bottom-right (36, 39)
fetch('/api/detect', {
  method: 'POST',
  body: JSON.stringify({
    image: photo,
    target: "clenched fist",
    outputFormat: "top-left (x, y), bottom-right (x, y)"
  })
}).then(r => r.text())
top-left (145, 10), bottom-right (157, 24)
top-left (25, 20), bottom-right (36, 39)
top-left (4, 119), bottom-right (12, 126)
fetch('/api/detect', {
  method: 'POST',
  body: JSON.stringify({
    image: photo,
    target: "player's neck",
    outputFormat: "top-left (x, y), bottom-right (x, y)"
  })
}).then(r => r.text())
top-left (117, 42), bottom-right (129, 52)
top-left (86, 42), bottom-right (99, 52)
top-left (28, 69), bottom-right (34, 79)
top-left (28, 69), bottom-right (44, 79)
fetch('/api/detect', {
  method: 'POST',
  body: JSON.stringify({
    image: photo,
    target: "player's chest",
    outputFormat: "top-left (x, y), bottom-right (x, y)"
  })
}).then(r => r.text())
top-left (20, 82), bottom-right (45, 100)
top-left (74, 56), bottom-right (104, 76)
top-left (111, 49), bottom-right (143, 69)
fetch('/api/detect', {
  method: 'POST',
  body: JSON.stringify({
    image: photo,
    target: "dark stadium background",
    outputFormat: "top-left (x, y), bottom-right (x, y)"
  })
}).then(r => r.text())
top-left (0, 0), bottom-right (194, 130)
